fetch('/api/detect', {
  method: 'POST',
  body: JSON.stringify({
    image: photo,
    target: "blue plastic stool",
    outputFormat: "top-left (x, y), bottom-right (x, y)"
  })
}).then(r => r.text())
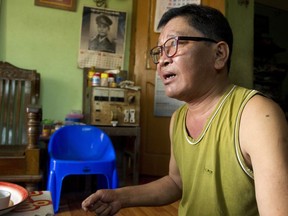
top-left (46, 125), bottom-right (118, 212)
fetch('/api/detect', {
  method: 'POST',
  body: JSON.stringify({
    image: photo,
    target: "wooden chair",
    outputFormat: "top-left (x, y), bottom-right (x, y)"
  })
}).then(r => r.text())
top-left (0, 61), bottom-right (42, 191)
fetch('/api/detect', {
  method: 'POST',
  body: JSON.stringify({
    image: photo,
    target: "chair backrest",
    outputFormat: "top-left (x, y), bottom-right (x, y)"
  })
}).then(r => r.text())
top-left (0, 61), bottom-right (40, 147)
top-left (48, 125), bottom-right (116, 161)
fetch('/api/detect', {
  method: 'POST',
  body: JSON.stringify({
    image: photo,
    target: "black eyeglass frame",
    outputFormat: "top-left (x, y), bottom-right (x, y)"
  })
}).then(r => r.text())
top-left (150, 36), bottom-right (218, 64)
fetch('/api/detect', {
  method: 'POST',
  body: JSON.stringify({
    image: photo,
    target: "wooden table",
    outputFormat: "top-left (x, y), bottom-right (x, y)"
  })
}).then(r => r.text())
top-left (98, 126), bottom-right (141, 185)
top-left (7, 191), bottom-right (54, 215)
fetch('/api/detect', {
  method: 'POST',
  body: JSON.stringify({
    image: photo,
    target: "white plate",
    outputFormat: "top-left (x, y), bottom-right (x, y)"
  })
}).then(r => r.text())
top-left (0, 182), bottom-right (28, 215)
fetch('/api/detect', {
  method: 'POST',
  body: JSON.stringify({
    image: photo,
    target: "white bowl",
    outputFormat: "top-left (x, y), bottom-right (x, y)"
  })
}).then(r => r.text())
top-left (0, 182), bottom-right (28, 215)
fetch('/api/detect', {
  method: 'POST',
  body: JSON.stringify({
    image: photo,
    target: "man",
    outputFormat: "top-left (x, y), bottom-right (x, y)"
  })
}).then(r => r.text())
top-left (82, 4), bottom-right (288, 215)
top-left (88, 14), bottom-right (116, 53)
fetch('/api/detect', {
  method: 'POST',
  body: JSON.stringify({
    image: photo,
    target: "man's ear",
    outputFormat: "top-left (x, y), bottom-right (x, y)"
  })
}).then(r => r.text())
top-left (214, 42), bottom-right (229, 70)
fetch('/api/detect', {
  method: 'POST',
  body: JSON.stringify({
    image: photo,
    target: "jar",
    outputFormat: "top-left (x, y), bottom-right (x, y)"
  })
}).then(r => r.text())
top-left (87, 66), bottom-right (96, 86)
top-left (110, 82), bottom-right (117, 88)
top-left (108, 73), bottom-right (115, 87)
top-left (115, 70), bottom-right (127, 86)
top-left (92, 72), bottom-right (101, 86)
top-left (101, 72), bottom-right (108, 87)
top-left (42, 126), bottom-right (51, 137)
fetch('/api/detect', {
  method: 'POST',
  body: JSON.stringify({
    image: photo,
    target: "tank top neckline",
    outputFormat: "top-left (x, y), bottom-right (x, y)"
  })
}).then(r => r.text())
top-left (184, 85), bottom-right (236, 145)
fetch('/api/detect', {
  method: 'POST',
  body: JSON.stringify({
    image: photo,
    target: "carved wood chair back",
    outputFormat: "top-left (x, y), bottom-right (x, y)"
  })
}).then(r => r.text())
top-left (0, 62), bottom-right (42, 190)
top-left (0, 61), bottom-right (40, 148)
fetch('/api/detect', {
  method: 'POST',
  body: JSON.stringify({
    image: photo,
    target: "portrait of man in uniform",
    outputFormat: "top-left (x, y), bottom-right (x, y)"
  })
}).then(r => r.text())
top-left (79, 7), bottom-right (127, 69)
top-left (88, 14), bottom-right (116, 53)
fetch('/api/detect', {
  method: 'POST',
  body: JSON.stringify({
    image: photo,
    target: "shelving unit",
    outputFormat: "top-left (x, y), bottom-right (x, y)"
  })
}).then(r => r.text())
top-left (82, 68), bottom-right (141, 186)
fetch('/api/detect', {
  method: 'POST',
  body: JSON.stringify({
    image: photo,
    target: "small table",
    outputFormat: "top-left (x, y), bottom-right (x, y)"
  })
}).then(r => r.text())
top-left (7, 191), bottom-right (54, 216)
top-left (98, 126), bottom-right (140, 185)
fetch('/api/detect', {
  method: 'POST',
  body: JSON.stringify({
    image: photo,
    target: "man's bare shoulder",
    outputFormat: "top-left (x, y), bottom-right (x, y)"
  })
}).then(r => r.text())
top-left (240, 93), bottom-right (288, 162)
top-left (240, 94), bottom-right (288, 215)
top-left (242, 94), bottom-right (286, 123)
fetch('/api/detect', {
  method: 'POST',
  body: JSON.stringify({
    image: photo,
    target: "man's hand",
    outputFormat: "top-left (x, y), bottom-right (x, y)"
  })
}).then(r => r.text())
top-left (82, 189), bottom-right (121, 216)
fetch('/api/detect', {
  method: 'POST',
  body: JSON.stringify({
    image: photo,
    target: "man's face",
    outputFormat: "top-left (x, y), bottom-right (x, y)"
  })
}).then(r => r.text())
top-left (156, 16), bottom-right (217, 102)
top-left (97, 23), bottom-right (109, 37)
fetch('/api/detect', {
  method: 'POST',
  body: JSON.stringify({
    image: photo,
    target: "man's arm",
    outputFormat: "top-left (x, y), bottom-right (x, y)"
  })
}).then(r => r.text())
top-left (240, 95), bottom-right (288, 216)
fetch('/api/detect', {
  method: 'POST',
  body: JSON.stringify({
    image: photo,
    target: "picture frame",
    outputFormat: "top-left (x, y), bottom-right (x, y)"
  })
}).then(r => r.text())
top-left (34, 0), bottom-right (77, 12)
top-left (78, 6), bottom-right (127, 69)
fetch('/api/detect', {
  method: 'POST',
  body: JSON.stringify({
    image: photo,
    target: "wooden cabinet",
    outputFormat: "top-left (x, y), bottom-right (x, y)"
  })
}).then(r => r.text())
top-left (82, 68), bottom-right (141, 127)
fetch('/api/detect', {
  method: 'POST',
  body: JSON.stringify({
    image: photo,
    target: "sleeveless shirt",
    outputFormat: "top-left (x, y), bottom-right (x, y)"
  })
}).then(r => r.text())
top-left (172, 85), bottom-right (259, 216)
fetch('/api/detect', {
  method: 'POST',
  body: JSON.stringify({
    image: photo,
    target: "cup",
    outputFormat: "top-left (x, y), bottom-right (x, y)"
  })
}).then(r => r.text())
top-left (0, 190), bottom-right (11, 210)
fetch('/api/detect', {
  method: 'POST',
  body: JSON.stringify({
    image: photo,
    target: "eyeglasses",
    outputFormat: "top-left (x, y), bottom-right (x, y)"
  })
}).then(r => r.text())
top-left (150, 36), bottom-right (218, 64)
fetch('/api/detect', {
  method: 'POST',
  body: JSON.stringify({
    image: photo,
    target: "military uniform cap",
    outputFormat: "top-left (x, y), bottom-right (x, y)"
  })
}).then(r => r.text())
top-left (96, 15), bottom-right (112, 26)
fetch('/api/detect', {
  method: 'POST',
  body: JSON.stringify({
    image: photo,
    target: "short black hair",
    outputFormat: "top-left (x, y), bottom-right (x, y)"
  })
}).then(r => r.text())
top-left (158, 4), bottom-right (233, 71)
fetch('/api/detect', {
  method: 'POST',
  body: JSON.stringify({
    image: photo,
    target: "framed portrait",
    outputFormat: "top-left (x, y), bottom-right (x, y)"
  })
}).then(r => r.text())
top-left (78, 6), bottom-right (127, 69)
top-left (34, 0), bottom-right (77, 11)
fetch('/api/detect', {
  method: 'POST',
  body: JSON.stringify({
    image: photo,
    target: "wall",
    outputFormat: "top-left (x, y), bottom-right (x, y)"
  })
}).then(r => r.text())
top-left (226, 0), bottom-right (254, 88)
top-left (256, 0), bottom-right (288, 12)
top-left (0, 0), bottom-right (133, 121)
top-left (255, 3), bottom-right (288, 100)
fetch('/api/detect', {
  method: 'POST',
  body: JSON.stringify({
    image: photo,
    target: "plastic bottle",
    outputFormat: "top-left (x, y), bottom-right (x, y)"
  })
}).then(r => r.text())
top-left (87, 66), bottom-right (96, 86)
top-left (92, 72), bottom-right (101, 86)
top-left (115, 70), bottom-right (127, 86)
top-left (108, 73), bottom-right (115, 87)
top-left (100, 72), bottom-right (108, 87)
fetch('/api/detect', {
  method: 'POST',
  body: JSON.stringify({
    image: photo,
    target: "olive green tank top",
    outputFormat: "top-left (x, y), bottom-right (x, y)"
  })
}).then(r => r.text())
top-left (172, 85), bottom-right (259, 216)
